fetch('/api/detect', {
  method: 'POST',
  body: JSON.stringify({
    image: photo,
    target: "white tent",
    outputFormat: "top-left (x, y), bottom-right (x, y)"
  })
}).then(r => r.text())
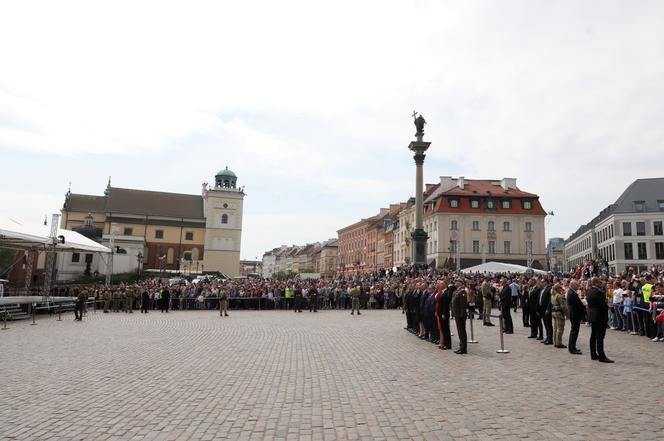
top-left (461, 261), bottom-right (547, 275)
top-left (0, 218), bottom-right (110, 253)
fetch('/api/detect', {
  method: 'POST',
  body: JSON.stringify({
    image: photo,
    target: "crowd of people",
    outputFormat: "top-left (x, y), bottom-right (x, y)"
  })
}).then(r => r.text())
top-left (59, 263), bottom-right (664, 362)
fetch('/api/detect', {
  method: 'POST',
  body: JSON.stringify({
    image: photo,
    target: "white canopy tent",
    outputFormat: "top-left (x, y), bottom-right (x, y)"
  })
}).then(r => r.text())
top-left (461, 261), bottom-right (548, 275)
top-left (0, 218), bottom-right (110, 254)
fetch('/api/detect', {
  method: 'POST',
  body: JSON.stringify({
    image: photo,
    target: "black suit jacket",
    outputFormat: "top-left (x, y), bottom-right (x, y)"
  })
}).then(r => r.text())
top-left (585, 287), bottom-right (608, 325)
top-left (499, 285), bottom-right (512, 308)
top-left (437, 287), bottom-right (453, 319)
top-left (566, 288), bottom-right (585, 322)
top-left (529, 287), bottom-right (541, 314)
top-left (540, 285), bottom-right (552, 313)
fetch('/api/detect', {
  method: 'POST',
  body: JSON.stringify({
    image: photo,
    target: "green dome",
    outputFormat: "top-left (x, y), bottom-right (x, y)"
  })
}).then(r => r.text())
top-left (216, 166), bottom-right (236, 178)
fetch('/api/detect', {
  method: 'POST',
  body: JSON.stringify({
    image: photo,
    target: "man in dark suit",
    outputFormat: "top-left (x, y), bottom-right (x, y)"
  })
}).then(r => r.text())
top-left (540, 279), bottom-right (553, 345)
top-left (586, 277), bottom-right (614, 363)
top-left (499, 278), bottom-right (514, 333)
top-left (437, 283), bottom-right (453, 350)
top-left (566, 279), bottom-right (584, 355)
top-left (528, 279), bottom-right (543, 339)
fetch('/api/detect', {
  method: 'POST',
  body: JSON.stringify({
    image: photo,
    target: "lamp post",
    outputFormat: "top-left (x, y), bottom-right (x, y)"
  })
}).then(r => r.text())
top-left (136, 252), bottom-right (143, 282)
top-left (408, 112), bottom-right (431, 267)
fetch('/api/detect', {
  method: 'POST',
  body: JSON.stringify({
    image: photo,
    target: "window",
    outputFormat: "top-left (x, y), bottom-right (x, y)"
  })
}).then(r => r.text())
top-left (659, 200), bottom-right (664, 211)
top-left (656, 242), bottom-right (664, 259)
top-left (624, 243), bottom-right (634, 260)
top-left (488, 221), bottom-right (495, 231)
top-left (123, 227), bottom-right (133, 236)
top-left (501, 200), bottom-right (511, 209)
top-left (504, 241), bottom-right (511, 254)
top-left (185, 232), bottom-right (194, 241)
top-left (71, 253), bottom-right (80, 263)
top-left (470, 200), bottom-right (479, 208)
top-left (221, 214), bottom-right (229, 224)
top-left (450, 240), bottom-right (457, 253)
top-left (155, 230), bottom-right (164, 239)
top-left (654, 221), bottom-right (663, 236)
top-left (449, 199), bottom-right (459, 208)
top-left (472, 240), bottom-right (480, 254)
top-left (637, 242), bottom-right (647, 259)
top-left (85, 254), bottom-right (93, 263)
top-left (503, 221), bottom-right (511, 232)
top-left (634, 201), bottom-right (645, 212)
top-left (523, 200), bottom-right (532, 210)
top-left (487, 200), bottom-right (495, 209)
top-left (636, 222), bottom-right (646, 236)
top-left (167, 248), bottom-right (174, 264)
top-left (622, 222), bottom-right (631, 236)
top-left (472, 221), bottom-right (480, 231)
top-left (525, 222), bottom-right (533, 232)
top-left (451, 220), bottom-right (458, 230)
top-left (488, 240), bottom-right (495, 254)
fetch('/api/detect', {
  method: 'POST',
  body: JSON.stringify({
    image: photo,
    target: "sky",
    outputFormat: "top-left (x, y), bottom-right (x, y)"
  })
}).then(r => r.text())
top-left (1, 0), bottom-right (664, 260)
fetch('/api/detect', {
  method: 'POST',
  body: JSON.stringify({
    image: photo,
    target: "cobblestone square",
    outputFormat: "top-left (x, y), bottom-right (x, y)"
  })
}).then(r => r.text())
top-left (1, 309), bottom-right (662, 440)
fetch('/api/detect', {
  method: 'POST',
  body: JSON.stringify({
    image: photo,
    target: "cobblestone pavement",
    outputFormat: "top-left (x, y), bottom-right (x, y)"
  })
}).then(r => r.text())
top-left (1, 308), bottom-right (663, 441)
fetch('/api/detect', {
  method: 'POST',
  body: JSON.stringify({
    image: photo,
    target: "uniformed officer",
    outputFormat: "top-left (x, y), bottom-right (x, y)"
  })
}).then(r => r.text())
top-left (103, 288), bottom-right (111, 313)
top-left (219, 286), bottom-right (229, 317)
top-left (293, 285), bottom-right (303, 313)
top-left (451, 278), bottom-right (468, 354)
top-left (550, 283), bottom-right (567, 348)
top-left (309, 286), bottom-right (318, 312)
top-left (74, 288), bottom-right (87, 321)
top-left (124, 288), bottom-right (133, 313)
top-left (350, 284), bottom-right (361, 315)
top-left (113, 288), bottom-right (121, 312)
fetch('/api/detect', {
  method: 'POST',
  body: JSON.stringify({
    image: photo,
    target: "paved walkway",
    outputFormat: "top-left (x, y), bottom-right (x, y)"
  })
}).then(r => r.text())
top-left (1, 309), bottom-right (662, 440)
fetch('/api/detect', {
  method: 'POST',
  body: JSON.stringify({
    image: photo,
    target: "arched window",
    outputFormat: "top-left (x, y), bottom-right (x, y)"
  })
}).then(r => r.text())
top-left (221, 214), bottom-right (228, 224)
top-left (488, 221), bottom-right (495, 231)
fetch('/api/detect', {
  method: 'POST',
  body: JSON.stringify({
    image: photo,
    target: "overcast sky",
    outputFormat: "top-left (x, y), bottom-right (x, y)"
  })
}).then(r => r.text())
top-left (1, 0), bottom-right (663, 260)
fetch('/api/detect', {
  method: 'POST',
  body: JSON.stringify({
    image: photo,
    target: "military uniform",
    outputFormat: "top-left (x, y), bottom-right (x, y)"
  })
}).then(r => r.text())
top-left (551, 290), bottom-right (567, 348)
top-left (124, 288), bottom-right (133, 313)
top-left (103, 289), bottom-right (111, 313)
top-left (219, 288), bottom-right (229, 316)
top-left (481, 281), bottom-right (493, 325)
top-left (113, 289), bottom-right (121, 312)
top-left (451, 285), bottom-right (468, 354)
top-left (350, 286), bottom-right (361, 315)
top-left (74, 289), bottom-right (87, 321)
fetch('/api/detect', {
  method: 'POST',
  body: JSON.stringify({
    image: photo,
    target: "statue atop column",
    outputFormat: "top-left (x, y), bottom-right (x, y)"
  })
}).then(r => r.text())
top-left (412, 111), bottom-right (426, 139)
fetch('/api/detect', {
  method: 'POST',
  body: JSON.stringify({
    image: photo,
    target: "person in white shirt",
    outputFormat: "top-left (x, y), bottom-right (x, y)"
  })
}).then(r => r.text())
top-left (611, 281), bottom-right (624, 330)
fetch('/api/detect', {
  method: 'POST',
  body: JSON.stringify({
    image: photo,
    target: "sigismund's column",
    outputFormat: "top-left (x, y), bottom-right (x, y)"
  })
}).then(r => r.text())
top-left (409, 112), bottom-right (431, 267)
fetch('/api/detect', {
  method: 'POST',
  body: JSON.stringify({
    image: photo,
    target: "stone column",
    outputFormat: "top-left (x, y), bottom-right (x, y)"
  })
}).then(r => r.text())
top-left (408, 135), bottom-right (431, 267)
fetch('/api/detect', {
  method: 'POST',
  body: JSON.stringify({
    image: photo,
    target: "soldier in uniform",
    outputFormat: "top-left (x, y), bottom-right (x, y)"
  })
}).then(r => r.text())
top-left (309, 285), bottom-right (318, 312)
top-left (103, 288), bottom-right (111, 313)
top-left (481, 277), bottom-right (494, 326)
top-left (113, 288), bottom-right (121, 312)
top-left (74, 288), bottom-right (87, 321)
top-left (451, 278), bottom-right (468, 354)
top-left (550, 283), bottom-right (567, 348)
top-left (350, 284), bottom-right (361, 315)
top-left (219, 286), bottom-right (229, 317)
top-left (124, 287), bottom-right (133, 313)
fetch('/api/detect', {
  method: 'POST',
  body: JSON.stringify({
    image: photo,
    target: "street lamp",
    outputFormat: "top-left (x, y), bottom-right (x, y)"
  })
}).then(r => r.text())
top-left (136, 252), bottom-right (143, 282)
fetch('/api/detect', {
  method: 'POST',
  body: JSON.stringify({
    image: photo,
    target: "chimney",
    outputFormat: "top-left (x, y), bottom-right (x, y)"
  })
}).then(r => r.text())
top-left (500, 178), bottom-right (517, 191)
top-left (439, 176), bottom-right (455, 192)
top-left (458, 176), bottom-right (465, 190)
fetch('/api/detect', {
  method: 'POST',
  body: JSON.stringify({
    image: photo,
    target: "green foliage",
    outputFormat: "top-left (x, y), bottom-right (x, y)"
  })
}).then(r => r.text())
top-left (299, 267), bottom-right (315, 273)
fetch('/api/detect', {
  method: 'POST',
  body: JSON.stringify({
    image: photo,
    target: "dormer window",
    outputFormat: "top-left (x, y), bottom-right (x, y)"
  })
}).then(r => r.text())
top-left (84, 214), bottom-right (93, 227)
top-left (501, 200), bottom-right (511, 209)
top-left (449, 198), bottom-right (459, 208)
top-left (634, 201), bottom-right (645, 212)
top-left (486, 199), bottom-right (495, 209)
top-left (523, 200), bottom-right (532, 209)
top-left (470, 200), bottom-right (479, 209)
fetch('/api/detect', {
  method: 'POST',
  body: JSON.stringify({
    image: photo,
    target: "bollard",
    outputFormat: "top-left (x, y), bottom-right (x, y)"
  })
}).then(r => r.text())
top-left (31, 303), bottom-right (36, 325)
top-left (57, 306), bottom-right (62, 321)
top-left (496, 315), bottom-right (509, 353)
top-left (468, 312), bottom-right (478, 344)
top-left (2, 310), bottom-right (8, 330)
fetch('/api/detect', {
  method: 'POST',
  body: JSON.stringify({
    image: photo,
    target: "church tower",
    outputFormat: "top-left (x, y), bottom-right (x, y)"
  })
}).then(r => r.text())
top-left (202, 167), bottom-right (245, 277)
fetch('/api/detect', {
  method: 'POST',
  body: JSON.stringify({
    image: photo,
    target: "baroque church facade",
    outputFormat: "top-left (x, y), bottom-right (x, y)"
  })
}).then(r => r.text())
top-left (59, 168), bottom-right (245, 279)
